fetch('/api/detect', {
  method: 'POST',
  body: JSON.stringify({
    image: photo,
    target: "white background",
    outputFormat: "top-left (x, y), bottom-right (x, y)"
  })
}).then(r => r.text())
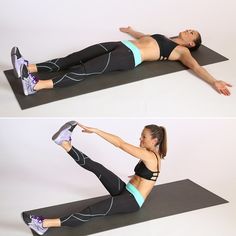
top-left (0, 118), bottom-right (236, 235)
top-left (0, 0), bottom-right (236, 117)
top-left (0, 0), bottom-right (236, 235)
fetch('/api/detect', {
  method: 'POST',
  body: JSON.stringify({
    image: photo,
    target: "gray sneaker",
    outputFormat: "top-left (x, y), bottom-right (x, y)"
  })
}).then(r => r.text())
top-left (21, 212), bottom-right (31, 225)
top-left (20, 64), bottom-right (38, 96)
top-left (28, 215), bottom-right (48, 235)
top-left (52, 121), bottom-right (77, 145)
top-left (11, 47), bottom-right (28, 79)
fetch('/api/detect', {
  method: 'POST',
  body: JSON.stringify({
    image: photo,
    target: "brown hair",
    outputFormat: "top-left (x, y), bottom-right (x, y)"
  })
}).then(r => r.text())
top-left (145, 124), bottom-right (167, 159)
top-left (189, 32), bottom-right (202, 51)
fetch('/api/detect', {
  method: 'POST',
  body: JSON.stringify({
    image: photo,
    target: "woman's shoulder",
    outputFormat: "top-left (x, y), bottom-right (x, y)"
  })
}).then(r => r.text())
top-left (146, 150), bottom-right (160, 163)
top-left (142, 150), bottom-right (160, 171)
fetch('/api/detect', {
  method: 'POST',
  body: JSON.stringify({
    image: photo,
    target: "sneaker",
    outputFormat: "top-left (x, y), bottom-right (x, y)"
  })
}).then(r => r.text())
top-left (27, 215), bottom-right (48, 235)
top-left (21, 212), bottom-right (31, 225)
top-left (20, 64), bottom-right (38, 96)
top-left (11, 47), bottom-right (28, 79)
top-left (52, 121), bottom-right (77, 145)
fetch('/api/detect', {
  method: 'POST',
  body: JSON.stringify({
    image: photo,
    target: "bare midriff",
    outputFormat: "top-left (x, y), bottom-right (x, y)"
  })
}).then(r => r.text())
top-left (129, 174), bottom-right (156, 200)
top-left (130, 36), bottom-right (160, 62)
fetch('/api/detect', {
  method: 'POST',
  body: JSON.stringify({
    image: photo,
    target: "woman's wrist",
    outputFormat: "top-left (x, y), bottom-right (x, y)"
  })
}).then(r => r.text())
top-left (94, 128), bottom-right (100, 135)
top-left (211, 79), bottom-right (218, 87)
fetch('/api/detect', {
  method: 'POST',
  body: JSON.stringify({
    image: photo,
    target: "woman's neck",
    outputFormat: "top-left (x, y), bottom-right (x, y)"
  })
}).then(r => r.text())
top-left (171, 37), bottom-right (186, 46)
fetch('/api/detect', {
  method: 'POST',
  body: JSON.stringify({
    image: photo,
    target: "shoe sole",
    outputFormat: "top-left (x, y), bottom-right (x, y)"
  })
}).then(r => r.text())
top-left (21, 79), bottom-right (29, 96)
top-left (11, 47), bottom-right (20, 79)
top-left (52, 121), bottom-right (77, 142)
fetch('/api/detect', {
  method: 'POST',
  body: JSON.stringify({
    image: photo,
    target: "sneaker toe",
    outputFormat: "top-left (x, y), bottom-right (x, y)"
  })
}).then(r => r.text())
top-left (21, 212), bottom-right (31, 225)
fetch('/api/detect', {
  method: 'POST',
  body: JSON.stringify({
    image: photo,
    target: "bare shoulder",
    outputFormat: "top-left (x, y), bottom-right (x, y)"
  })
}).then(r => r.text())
top-left (176, 45), bottom-right (191, 56)
top-left (143, 151), bottom-right (160, 171)
top-left (170, 45), bottom-right (191, 61)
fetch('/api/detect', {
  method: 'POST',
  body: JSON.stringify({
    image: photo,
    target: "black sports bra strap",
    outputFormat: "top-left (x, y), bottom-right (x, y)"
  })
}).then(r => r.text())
top-left (150, 150), bottom-right (160, 173)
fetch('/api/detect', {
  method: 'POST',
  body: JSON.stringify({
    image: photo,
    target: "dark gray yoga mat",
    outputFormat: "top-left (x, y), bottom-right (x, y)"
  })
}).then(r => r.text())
top-left (4, 45), bottom-right (228, 110)
top-left (23, 179), bottom-right (228, 236)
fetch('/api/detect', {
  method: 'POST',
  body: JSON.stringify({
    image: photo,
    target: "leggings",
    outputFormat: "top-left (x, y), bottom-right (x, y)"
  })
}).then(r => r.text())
top-left (36, 42), bottom-right (136, 88)
top-left (60, 146), bottom-right (140, 227)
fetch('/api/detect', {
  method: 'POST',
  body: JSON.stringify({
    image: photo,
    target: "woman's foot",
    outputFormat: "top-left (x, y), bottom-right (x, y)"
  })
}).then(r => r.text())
top-left (11, 47), bottom-right (28, 79)
top-left (22, 213), bottom-right (48, 235)
top-left (52, 121), bottom-right (77, 145)
top-left (20, 64), bottom-right (38, 96)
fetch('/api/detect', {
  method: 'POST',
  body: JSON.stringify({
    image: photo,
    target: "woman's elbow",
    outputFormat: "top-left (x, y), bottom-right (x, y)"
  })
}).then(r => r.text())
top-left (118, 140), bottom-right (128, 150)
top-left (114, 138), bottom-right (124, 148)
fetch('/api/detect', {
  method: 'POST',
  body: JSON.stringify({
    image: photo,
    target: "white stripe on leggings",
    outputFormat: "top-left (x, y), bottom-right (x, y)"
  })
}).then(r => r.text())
top-left (53, 52), bottom-right (111, 86)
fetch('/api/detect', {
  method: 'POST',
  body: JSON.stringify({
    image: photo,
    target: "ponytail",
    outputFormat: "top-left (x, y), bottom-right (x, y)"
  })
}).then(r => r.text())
top-left (159, 126), bottom-right (167, 159)
top-left (145, 124), bottom-right (167, 159)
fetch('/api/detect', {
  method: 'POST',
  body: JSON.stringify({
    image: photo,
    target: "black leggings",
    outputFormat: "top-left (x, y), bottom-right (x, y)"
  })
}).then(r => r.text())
top-left (60, 146), bottom-right (140, 227)
top-left (36, 42), bottom-right (135, 88)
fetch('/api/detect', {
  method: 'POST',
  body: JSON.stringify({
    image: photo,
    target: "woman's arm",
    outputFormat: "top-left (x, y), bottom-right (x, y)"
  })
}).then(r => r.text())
top-left (78, 123), bottom-right (153, 161)
top-left (179, 47), bottom-right (232, 96)
top-left (119, 26), bottom-right (148, 39)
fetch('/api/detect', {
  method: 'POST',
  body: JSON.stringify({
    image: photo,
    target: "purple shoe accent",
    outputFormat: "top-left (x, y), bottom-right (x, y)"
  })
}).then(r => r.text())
top-left (28, 215), bottom-right (48, 235)
top-left (20, 64), bottom-right (38, 96)
top-left (31, 215), bottom-right (45, 222)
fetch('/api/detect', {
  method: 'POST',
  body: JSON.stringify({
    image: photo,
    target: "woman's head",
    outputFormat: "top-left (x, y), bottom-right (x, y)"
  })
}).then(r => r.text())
top-left (140, 125), bottom-right (167, 158)
top-left (179, 29), bottom-right (202, 51)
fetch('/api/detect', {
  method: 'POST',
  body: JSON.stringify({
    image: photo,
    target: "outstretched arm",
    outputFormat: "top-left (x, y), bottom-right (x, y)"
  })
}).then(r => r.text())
top-left (78, 123), bottom-right (152, 161)
top-left (179, 47), bottom-right (232, 96)
top-left (119, 26), bottom-right (148, 39)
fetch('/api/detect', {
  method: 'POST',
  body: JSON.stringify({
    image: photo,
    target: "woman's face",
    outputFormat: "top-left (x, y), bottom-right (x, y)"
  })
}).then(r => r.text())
top-left (179, 29), bottom-right (199, 45)
top-left (139, 128), bottom-right (157, 149)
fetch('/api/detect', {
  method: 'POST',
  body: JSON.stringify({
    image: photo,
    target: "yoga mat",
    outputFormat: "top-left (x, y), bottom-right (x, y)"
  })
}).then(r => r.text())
top-left (4, 45), bottom-right (228, 110)
top-left (23, 179), bottom-right (228, 236)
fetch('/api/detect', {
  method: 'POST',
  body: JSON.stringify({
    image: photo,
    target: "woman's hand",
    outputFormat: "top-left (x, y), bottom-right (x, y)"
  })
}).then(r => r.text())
top-left (77, 123), bottom-right (98, 134)
top-left (212, 80), bottom-right (232, 96)
top-left (119, 26), bottom-right (132, 33)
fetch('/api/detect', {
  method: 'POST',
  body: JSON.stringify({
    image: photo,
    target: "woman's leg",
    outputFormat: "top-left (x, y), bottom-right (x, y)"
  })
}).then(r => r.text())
top-left (52, 42), bottom-right (135, 88)
top-left (59, 189), bottom-right (139, 227)
top-left (22, 121), bottom-right (139, 234)
top-left (66, 145), bottom-right (126, 196)
top-left (52, 121), bottom-right (126, 196)
top-left (35, 42), bottom-right (119, 73)
top-left (20, 42), bottom-right (135, 95)
top-left (24, 190), bottom-right (139, 235)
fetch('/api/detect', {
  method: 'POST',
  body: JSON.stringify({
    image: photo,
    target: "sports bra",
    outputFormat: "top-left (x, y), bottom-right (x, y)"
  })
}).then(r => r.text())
top-left (151, 34), bottom-right (178, 60)
top-left (134, 151), bottom-right (160, 181)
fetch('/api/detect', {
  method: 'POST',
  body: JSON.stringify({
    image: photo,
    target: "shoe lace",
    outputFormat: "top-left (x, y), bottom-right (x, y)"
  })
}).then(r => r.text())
top-left (26, 74), bottom-right (38, 92)
top-left (31, 215), bottom-right (43, 221)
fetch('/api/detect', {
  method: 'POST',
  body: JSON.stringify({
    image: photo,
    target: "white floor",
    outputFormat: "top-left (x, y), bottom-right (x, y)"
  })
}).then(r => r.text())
top-left (0, 118), bottom-right (236, 236)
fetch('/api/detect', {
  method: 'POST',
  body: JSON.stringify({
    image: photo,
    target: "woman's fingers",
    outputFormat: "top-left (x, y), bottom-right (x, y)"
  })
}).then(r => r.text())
top-left (226, 82), bottom-right (233, 87)
top-left (77, 123), bottom-right (95, 133)
top-left (77, 122), bottom-right (85, 129)
top-left (215, 81), bottom-right (232, 96)
top-left (220, 87), bottom-right (230, 96)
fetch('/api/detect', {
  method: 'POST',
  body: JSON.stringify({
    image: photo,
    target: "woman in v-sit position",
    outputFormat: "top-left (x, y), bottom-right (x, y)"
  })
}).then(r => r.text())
top-left (12, 26), bottom-right (232, 96)
top-left (22, 121), bottom-right (167, 235)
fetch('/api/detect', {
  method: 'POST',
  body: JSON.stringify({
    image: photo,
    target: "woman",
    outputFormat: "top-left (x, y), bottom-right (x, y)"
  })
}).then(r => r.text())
top-left (22, 120), bottom-right (167, 235)
top-left (12, 26), bottom-right (231, 96)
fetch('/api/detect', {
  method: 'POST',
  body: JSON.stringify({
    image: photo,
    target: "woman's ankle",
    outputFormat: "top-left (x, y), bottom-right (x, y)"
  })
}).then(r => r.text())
top-left (43, 219), bottom-right (61, 228)
top-left (61, 141), bottom-right (72, 152)
top-left (33, 79), bottom-right (54, 91)
top-left (27, 64), bottom-right (38, 73)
